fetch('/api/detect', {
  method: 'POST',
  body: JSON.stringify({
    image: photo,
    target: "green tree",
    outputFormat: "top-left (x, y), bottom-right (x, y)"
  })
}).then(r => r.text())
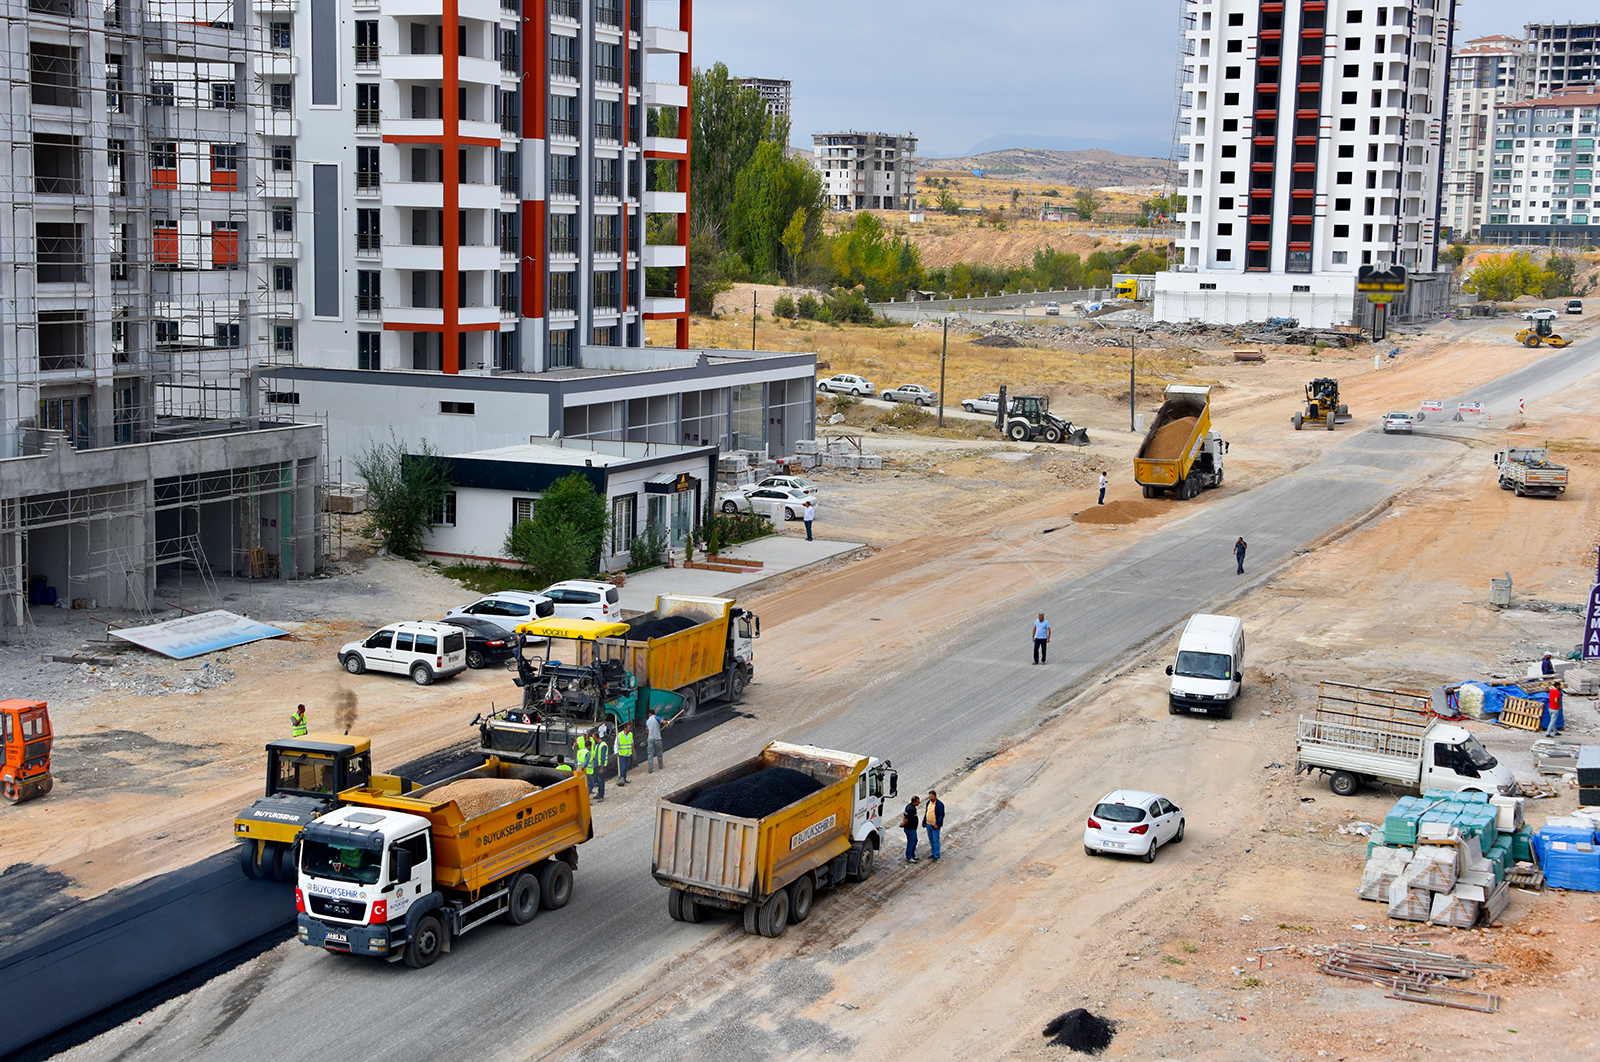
top-left (824, 212), bottom-right (924, 300)
top-left (727, 141), bottom-right (823, 281)
top-left (1441, 243), bottom-right (1468, 268)
top-left (936, 189), bottom-right (963, 215)
top-left (689, 62), bottom-right (788, 242)
top-left (352, 433), bottom-right (453, 560)
top-left (688, 232), bottom-right (729, 313)
top-left (503, 472), bottom-right (610, 584)
top-left (1463, 251), bottom-right (1546, 301)
top-left (1543, 255), bottom-right (1577, 298)
top-left (1073, 187), bottom-right (1099, 222)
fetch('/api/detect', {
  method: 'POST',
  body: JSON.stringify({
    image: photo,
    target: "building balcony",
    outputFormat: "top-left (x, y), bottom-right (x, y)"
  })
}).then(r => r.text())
top-left (255, 235), bottom-right (301, 259)
top-left (642, 190), bottom-right (686, 214)
top-left (643, 134), bottom-right (687, 156)
top-left (253, 0), bottom-right (297, 11)
top-left (383, 305), bottom-right (447, 327)
top-left (259, 54), bottom-right (297, 78)
top-left (258, 294), bottom-right (301, 320)
top-left (382, 53), bottom-right (442, 82)
top-left (642, 243), bottom-right (686, 268)
top-left (644, 24), bottom-right (688, 54)
top-left (459, 244), bottom-right (502, 271)
top-left (642, 296), bottom-right (686, 315)
top-left (382, 117), bottom-right (441, 141)
top-left (643, 81), bottom-right (688, 109)
top-left (460, 56), bottom-right (501, 87)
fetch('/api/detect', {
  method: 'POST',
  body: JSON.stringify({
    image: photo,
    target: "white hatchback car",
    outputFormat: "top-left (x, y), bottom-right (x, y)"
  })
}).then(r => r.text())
top-left (540, 579), bottom-right (622, 622)
top-left (817, 373), bottom-right (874, 396)
top-left (1083, 790), bottom-right (1185, 862)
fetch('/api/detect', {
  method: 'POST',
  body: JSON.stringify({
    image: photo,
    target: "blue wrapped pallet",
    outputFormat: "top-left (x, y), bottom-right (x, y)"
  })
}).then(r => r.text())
top-left (1533, 829), bottom-right (1600, 891)
top-left (1385, 801), bottom-right (1420, 845)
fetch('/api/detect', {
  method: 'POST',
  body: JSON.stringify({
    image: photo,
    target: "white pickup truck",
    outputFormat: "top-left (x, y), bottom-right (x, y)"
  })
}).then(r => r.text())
top-left (1295, 715), bottom-right (1518, 798)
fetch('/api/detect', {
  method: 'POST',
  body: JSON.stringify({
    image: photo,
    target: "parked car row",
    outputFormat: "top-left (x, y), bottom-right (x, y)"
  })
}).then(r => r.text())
top-left (339, 580), bottom-right (624, 682)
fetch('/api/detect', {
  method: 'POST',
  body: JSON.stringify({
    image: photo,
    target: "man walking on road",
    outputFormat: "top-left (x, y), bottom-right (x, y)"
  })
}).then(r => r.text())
top-left (1032, 613), bottom-right (1051, 664)
top-left (1098, 471), bottom-right (1108, 505)
top-left (645, 708), bottom-right (664, 772)
top-left (1234, 536), bottom-right (1248, 574)
top-left (803, 500), bottom-right (815, 541)
top-left (902, 794), bottom-right (922, 863)
top-left (924, 790), bottom-right (945, 862)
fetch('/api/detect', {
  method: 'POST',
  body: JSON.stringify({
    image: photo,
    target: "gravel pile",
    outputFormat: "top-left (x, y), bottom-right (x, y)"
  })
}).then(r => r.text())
top-left (429, 777), bottom-right (536, 818)
top-left (686, 767), bottom-right (824, 819)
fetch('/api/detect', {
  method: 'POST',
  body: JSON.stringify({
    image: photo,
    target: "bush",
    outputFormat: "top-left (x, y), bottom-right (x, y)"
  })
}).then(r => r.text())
top-left (502, 472), bottom-right (609, 584)
top-left (773, 293), bottom-right (796, 319)
top-left (828, 392), bottom-right (858, 414)
top-left (352, 433), bottom-right (453, 560)
top-left (825, 291), bottom-right (874, 324)
top-left (796, 292), bottom-right (821, 319)
top-left (877, 403), bottom-right (932, 430)
top-left (626, 520), bottom-right (667, 571)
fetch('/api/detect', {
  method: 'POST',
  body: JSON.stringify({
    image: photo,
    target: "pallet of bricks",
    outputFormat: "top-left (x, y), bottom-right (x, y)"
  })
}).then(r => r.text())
top-left (1358, 790), bottom-right (1531, 927)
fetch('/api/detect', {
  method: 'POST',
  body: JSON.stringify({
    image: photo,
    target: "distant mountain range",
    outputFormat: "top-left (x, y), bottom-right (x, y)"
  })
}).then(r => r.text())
top-left (920, 148), bottom-right (1175, 190)
top-left (950, 133), bottom-right (1172, 161)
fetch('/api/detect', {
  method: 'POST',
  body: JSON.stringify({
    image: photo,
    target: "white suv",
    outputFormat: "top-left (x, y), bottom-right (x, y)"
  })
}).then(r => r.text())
top-left (817, 373), bottom-right (874, 396)
top-left (446, 591), bottom-right (554, 622)
top-left (338, 621), bottom-right (468, 685)
top-left (541, 579), bottom-right (622, 621)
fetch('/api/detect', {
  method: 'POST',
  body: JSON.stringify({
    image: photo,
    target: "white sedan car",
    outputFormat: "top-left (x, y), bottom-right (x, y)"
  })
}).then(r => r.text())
top-left (1519, 307), bottom-right (1559, 321)
top-left (753, 475), bottom-right (818, 497)
top-left (1083, 790), bottom-right (1185, 862)
top-left (817, 373), bottom-right (874, 396)
top-left (1382, 411), bottom-right (1414, 434)
top-left (719, 486), bottom-right (815, 520)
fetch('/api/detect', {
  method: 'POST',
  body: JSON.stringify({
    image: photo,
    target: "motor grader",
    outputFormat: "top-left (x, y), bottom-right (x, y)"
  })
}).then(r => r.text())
top-left (1514, 318), bottom-right (1573, 348)
top-left (1291, 377), bottom-right (1352, 431)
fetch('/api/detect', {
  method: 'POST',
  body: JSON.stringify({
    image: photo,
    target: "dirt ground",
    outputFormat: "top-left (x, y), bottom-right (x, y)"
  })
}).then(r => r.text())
top-left (10, 310), bottom-right (1600, 1059)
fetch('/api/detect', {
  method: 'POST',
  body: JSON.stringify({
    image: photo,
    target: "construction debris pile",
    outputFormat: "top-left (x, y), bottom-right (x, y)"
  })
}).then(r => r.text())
top-left (1358, 790), bottom-right (1530, 926)
top-left (1319, 941), bottom-right (1503, 1012)
top-left (954, 317), bottom-right (1367, 352)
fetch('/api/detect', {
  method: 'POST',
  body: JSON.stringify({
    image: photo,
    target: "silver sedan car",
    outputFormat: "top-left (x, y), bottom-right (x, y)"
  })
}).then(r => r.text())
top-left (882, 384), bottom-right (939, 406)
top-left (1382, 411), bottom-right (1414, 434)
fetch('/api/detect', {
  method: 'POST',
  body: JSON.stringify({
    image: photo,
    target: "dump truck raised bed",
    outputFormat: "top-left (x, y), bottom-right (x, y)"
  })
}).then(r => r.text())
top-left (653, 742), bottom-right (897, 937)
top-left (1295, 703), bottom-right (1517, 799)
top-left (295, 758), bottom-right (590, 967)
top-left (1135, 384), bottom-right (1226, 500)
top-left (1494, 446), bottom-right (1568, 498)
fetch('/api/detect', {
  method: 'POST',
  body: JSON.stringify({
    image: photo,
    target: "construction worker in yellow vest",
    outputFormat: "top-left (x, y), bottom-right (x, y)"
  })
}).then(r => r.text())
top-left (589, 729), bottom-right (608, 802)
top-left (290, 704), bottom-right (308, 737)
top-left (615, 723), bottom-right (634, 786)
top-left (574, 736), bottom-right (591, 781)
top-left (554, 755), bottom-right (573, 773)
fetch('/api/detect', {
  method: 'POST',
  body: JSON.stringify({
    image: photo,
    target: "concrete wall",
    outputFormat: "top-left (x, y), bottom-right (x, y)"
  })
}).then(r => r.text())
top-left (1153, 271), bottom-right (1358, 328)
top-left (873, 287), bottom-right (1114, 316)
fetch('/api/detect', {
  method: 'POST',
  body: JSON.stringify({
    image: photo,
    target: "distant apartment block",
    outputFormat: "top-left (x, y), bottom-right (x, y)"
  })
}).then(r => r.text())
top-left (1443, 36), bottom-right (1531, 237)
top-left (813, 132), bottom-right (917, 211)
top-left (1156, 0), bottom-right (1455, 327)
top-left (732, 77), bottom-right (791, 121)
top-left (1480, 88), bottom-right (1600, 242)
top-left (1526, 22), bottom-right (1600, 98)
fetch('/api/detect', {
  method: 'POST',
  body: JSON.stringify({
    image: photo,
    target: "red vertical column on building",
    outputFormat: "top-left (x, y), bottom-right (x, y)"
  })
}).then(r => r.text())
top-left (523, 0), bottom-right (547, 323)
top-left (443, 0), bottom-right (462, 373)
top-left (676, 0), bottom-right (692, 350)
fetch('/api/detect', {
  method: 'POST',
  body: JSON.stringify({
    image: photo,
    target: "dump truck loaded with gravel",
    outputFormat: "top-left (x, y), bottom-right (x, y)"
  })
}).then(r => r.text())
top-left (1134, 384), bottom-right (1227, 500)
top-left (652, 742), bottom-right (897, 937)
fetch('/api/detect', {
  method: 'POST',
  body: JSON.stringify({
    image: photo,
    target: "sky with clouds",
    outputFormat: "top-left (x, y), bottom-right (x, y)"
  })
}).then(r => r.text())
top-left (676, 0), bottom-right (1585, 160)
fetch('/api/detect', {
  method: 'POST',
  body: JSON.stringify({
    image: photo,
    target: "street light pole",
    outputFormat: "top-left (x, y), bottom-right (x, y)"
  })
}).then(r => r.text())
top-left (938, 316), bottom-right (948, 428)
top-left (1129, 333), bottom-right (1137, 432)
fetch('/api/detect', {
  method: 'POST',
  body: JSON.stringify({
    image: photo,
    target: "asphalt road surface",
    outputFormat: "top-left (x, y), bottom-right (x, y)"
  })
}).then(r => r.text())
top-left (31, 335), bottom-right (1600, 1062)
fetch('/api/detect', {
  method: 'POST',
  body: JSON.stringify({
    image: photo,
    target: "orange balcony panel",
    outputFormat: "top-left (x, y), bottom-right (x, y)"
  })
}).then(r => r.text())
top-left (1288, 242), bottom-right (1313, 250)
top-left (1248, 241), bottom-right (1272, 250)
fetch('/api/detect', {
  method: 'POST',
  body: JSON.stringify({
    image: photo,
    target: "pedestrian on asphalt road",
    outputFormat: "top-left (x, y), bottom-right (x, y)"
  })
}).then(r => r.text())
top-left (803, 500), bottom-right (815, 541)
top-left (645, 707), bottom-right (664, 772)
top-left (590, 728), bottom-right (609, 801)
top-left (902, 795), bottom-right (922, 863)
top-left (1546, 684), bottom-right (1566, 737)
top-left (615, 722), bottom-right (633, 786)
top-left (1098, 471), bottom-right (1108, 505)
top-left (1234, 536), bottom-right (1248, 574)
top-left (924, 790), bottom-right (945, 862)
top-left (290, 704), bottom-right (308, 737)
top-left (1032, 613), bottom-right (1051, 665)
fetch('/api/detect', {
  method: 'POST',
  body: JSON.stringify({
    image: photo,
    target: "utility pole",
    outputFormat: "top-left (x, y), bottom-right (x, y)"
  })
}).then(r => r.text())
top-left (938, 316), bottom-right (948, 428)
top-left (1129, 333), bottom-right (1137, 432)
top-left (751, 290), bottom-right (757, 351)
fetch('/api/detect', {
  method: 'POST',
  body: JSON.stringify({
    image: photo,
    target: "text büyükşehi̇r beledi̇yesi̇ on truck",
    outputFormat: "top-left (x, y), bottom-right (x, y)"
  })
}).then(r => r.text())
top-left (295, 759), bottom-right (590, 967)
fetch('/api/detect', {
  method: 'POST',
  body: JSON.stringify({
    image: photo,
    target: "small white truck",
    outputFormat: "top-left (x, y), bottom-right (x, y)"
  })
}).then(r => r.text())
top-left (1494, 446), bottom-right (1568, 498)
top-left (1295, 714), bottom-right (1518, 798)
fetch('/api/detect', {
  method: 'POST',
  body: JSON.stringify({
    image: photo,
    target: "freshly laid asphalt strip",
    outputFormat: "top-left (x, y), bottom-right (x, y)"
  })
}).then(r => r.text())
top-left (0, 714), bottom-right (732, 1059)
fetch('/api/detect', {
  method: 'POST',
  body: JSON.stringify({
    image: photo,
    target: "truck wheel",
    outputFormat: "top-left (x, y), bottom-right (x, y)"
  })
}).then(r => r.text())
top-left (411, 663), bottom-right (434, 686)
top-left (678, 688), bottom-right (698, 718)
top-left (1143, 485), bottom-right (1158, 499)
top-left (730, 669), bottom-right (746, 704)
top-left (743, 902), bottom-right (760, 935)
top-left (344, 654), bottom-right (365, 675)
top-left (1515, 484), bottom-right (1526, 497)
top-left (1329, 771), bottom-right (1359, 797)
top-left (1043, 425), bottom-right (1064, 444)
top-left (758, 891), bottom-right (790, 938)
top-left (787, 875), bottom-right (815, 923)
top-left (1007, 422), bottom-right (1030, 442)
top-left (273, 842), bottom-right (298, 883)
top-left (404, 915), bottom-right (443, 968)
top-left (504, 871), bottom-right (540, 925)
top-left (850, 843), bottom-right (876, 882)
top-left (1499, 477), bottom-right (1513, 491)
top-left (538, 859), bottom-right (573, 910)
top-left (1292, 413), bottom-right (1303, 431)
top-left (667, 889), bottom-right (686, 921)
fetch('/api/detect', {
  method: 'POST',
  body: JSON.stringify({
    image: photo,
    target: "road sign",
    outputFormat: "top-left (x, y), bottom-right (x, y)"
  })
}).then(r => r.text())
top-left (1583, 582), bottom-right (1600, 659)
top-left (1420, 400), bottom-right (1444, 412)
top-left (1357, 265), bottom-right (1408, 293)
top-left (1365, 293), bottom-right (1396, 305)
top-left (1457, 401), bottom-right (1483, 414)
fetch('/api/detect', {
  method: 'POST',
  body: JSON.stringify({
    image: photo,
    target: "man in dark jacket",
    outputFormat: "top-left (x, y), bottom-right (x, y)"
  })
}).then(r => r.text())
top-left (902, 795), bottom-right (922, 863)
top-left (924, 790), bottom-right (946, 862)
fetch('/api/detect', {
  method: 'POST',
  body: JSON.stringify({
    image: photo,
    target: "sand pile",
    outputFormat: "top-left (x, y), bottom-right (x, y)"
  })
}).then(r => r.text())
top-left (430, 778), bottom-right (536, 818)
top-left (1073, 499), bottom-right (1170, 526)
top-left (1143, 416), bottom-right (1198, 460)
top-left (686, 767), bottom-right (824, 819)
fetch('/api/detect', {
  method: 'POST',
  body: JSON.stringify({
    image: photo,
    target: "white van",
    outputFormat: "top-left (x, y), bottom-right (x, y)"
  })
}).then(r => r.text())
top-left (1165, 614), bottom-right (1245, 719)
top-left (339, 621), bottom-right (468, 686)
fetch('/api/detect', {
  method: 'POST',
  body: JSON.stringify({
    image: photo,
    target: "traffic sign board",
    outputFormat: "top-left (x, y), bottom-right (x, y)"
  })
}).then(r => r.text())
top-left (1357, 265), bottom-right (1408, 293)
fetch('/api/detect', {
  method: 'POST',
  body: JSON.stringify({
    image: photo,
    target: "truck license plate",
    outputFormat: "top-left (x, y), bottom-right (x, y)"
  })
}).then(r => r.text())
top-left (324, 932), bottom-right (347, 943)
top-left (1189, 706), bottom-right (1208, 715)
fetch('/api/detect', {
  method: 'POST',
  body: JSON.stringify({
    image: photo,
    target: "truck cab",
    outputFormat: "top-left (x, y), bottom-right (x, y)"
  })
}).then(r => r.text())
top-left (1421, 725), bottom-right (1516, 795)
top-left (852, 757), bottom-right (898, 842)
top-left (297, 807), bottom-right (433, 960)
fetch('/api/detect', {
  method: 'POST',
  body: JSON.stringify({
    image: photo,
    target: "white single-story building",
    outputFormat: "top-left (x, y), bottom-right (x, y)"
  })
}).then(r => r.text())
top-left (421, 438), bottom-right (719, 572)
top-left (1153, 271), bottom-right (1358, 328)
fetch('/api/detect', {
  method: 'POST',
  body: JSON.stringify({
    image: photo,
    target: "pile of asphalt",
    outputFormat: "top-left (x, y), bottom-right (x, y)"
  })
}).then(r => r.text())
top-left (625, 615), bottom-right (700, 641)
top-left (1042, 1009), bottom-right (1117, 1054)
top-left (686, 767), bottom-right (823, 819)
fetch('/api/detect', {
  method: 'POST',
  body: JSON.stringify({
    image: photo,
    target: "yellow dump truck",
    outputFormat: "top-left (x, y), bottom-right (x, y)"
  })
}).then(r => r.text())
top-left (653, 742), bottom-right (897, 937)
top-left (1134, 384), bottom-right (1227, 501)
top-left (295, 758), bottom-right (590, 967)
top-left (615, 594), bottom-right (758, 715)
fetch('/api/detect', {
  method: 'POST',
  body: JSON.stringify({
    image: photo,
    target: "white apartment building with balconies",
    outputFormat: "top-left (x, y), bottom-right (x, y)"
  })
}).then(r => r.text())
top-left (1480, 88), bottom-right (1600, 242)
top-left (1442, 35), bottom-right (1529, 238)
top-left (812, 131), bottom-right (917, 211)
top-left (1156, 0), bottom-right (1455, 327)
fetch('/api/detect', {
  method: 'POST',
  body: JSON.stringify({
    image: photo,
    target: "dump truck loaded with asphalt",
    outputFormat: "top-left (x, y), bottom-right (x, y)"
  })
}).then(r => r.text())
top-left (653, 742), bottom-right (897, 937)
top-left (295, 758), bottom-right (590, 967)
